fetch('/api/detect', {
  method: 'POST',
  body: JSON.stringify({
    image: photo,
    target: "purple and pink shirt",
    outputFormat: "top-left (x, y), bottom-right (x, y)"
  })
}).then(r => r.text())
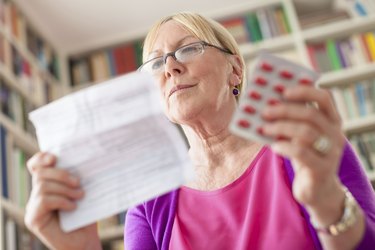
top-left (169, 146), bottom-right (315, 249)
top-left (125, 142), bottom-right (375, 249)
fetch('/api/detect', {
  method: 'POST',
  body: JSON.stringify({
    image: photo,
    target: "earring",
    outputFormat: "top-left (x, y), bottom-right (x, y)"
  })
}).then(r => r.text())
top-left (232, 87), bottom-right (240, 96)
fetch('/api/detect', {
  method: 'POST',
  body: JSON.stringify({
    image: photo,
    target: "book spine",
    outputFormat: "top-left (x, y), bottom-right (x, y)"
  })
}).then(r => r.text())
top-left (364, 32), bottom-right (375, 61)
top-left (326, 39), bottom-right (342, 71)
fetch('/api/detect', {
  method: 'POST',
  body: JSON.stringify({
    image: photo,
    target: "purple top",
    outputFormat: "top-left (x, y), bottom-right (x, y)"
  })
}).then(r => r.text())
top-left (125, 142), bottom-right (375, 249)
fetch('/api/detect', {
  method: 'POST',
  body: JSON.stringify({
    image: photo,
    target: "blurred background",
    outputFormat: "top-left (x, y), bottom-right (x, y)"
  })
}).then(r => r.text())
top-left (1, 0), bottom-right (375, 249)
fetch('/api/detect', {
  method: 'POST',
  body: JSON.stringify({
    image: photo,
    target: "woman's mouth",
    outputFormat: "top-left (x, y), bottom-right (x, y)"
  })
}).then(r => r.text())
top-left (169, 84), bottom-right (196, 97)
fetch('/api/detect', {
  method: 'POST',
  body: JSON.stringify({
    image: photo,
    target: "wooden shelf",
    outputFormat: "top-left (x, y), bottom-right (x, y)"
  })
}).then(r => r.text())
top-left (303, 15), bottom-right (375, 42)
top-left (99, 224), bottom-right (124, 242)
top-left (0, 197), bottom-right (26, 229)
top-left (0, 113), bottom-right (38, 155)
top-left (318, 63), bottom-right (375, 88)
top-left (343, 115), bottom-right (375, 135)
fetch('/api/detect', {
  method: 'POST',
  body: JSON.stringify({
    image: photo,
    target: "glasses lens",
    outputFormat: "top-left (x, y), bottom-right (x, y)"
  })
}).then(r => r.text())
top-left (176, 43), bottom-right (204, 62)
top-left (142, 57), bottom-right (164, 74)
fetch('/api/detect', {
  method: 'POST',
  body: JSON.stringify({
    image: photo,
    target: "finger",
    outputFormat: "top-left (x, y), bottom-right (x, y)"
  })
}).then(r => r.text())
top-left (270, 140), bottom-right (327, 171)
top-left (34, 168), bottom-right (80, 188)
top-left (27, 152), bottom-right (56, 173)
top-left (262, 120), bottom-right (320, 146)
top-left (282, 86), bottom-right (341, 122)
top-left (261, 102), bottom-right (336, 132)
top-left (36, 194), bottom-right (77, 212)
top-left (34, 181), bottom-right (84, 200)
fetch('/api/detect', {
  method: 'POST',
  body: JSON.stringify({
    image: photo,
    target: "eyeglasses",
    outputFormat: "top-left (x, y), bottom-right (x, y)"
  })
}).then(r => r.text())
top-left (138, 41), bottom-right (233, 75)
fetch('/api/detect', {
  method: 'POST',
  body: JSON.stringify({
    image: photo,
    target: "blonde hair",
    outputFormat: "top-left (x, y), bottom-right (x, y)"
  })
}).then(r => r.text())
top-left (142, 12), bottom-right (246, 95)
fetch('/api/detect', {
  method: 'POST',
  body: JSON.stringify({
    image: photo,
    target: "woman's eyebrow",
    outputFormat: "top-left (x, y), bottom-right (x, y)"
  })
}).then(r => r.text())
top-left (149, 35), bottom-right (197, 55)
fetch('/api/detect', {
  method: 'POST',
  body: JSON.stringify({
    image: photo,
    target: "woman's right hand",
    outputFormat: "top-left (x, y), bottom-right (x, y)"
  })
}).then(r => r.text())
top-left (25, 152), bottom-right (102, 250)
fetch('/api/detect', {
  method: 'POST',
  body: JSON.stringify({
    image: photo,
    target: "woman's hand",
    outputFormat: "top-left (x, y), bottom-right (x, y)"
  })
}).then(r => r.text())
top-left (25, 152), bottom-right (102, 250)
top-left (261, 85), bottom-right (366, 249)
top-left (261, 85), bottom-right (345, 206)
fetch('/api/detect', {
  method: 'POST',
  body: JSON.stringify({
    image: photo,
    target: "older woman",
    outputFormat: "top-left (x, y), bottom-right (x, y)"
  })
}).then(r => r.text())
top-left (25, 12), bottom-right (374, 250)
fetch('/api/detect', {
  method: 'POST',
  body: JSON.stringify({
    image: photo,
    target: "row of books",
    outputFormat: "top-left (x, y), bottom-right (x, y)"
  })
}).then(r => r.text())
top-left (0, 35), bottom-right (58, 104)
top-left (69, 41), bottom-right (143, 86)
top-left (0, 124), bottom-right (32, 207)
top-left (298, 9), bottom-right (350, 30)
top-left (0, 0), bottom-right (60, 80)
top-left (219, 5), bottom-right (291, 45)
top-left (2, 214), bottom-right (46, 250)
top-left (344, 0), bottom-right (375, 17)
top-left (349, 130), bottom-right (375, 173)
top-left (103, 240), bottom-right (124, 250)
top-left (307, 31), bottom-right (375, 73)
top-left (0, 79), bottom-right (36, 136)
top-left (331, 78), bottom-right (375, 121)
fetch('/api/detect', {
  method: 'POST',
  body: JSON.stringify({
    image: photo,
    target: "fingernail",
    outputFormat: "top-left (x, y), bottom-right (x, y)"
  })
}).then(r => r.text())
top-left (43, 154), bottom-right (54, 165)
top-left (69, 175), bottom-right (79, 185)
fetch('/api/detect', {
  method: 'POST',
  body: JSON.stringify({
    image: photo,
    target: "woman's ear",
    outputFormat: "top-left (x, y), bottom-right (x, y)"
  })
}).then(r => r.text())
top-left (228, 55), bottom-right (243, 87)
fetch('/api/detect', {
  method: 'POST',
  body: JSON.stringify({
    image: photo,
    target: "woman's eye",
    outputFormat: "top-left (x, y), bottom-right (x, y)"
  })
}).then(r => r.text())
top-left (180, 45), bottom-right (200, 55)
top-left (151, 59), bottom-right (164, 70)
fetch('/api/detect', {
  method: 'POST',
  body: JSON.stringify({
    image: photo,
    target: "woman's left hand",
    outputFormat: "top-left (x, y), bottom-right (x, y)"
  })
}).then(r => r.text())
top-left (261, 85), bottom-right (346, 207)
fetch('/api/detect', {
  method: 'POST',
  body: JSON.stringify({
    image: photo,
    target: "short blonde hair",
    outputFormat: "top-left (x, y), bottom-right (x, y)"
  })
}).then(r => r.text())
top-left (143, 12), bottom-right (246, 95)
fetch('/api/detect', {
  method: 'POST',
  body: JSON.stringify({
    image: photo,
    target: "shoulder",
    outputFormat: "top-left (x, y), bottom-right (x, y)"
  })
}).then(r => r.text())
top-left (125, 189), bottom-right (179, 249)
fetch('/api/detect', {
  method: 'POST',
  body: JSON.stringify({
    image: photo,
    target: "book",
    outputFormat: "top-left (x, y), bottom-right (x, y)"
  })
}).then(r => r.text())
top-left (245, 13), bottom-right (263, 42)
top-left (364, 32), bottom-right (375, 61)
top-left (331, 87), bottom-right (349, 121)
top-left (0, 125), bottom-right (8, 198)
top-left (220, 17), bottom-right (250, 44)
top-left (326, 39), bottom-right (342, 71)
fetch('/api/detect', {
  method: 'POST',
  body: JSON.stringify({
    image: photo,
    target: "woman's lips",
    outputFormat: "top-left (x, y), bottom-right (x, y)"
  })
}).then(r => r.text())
top-left (169, 84), bottom-right (196, 97)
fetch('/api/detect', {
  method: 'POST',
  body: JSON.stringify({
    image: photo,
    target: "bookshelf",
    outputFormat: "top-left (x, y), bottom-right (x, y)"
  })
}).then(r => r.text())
top-left (1, 0), bottom-right (375, 248)
top-left (0, 0), bottom-right (63, 249)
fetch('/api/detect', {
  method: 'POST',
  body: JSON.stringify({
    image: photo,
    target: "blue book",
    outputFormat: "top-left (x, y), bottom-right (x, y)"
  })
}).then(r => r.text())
top-left (355, 83), bottom-right (367, 117)
top-left (355, 1), bottom-right (368, 16)
top-left (0, 125), bottom-right (8, 198)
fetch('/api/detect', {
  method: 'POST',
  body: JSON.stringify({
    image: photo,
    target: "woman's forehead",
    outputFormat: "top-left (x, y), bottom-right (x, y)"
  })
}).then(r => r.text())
top-left (152, 22), bottom-right (197, 48)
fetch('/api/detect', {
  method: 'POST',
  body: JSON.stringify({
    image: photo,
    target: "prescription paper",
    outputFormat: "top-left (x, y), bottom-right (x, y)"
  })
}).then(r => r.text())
top-left (29, 72), bottom-right (192, 232)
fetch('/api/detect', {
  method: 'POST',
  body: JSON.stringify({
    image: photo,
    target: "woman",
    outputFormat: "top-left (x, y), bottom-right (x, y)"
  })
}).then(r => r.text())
top-left (25, 12), bottom-right (375, 249)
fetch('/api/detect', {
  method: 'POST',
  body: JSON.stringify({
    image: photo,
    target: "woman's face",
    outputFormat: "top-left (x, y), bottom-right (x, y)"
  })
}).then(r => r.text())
top-left (149, 20), bottom-right (239, 124)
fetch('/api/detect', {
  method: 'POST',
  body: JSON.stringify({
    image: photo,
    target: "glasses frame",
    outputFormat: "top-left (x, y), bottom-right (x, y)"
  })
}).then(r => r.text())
top-left (138, 41), bottom-right (234, 74)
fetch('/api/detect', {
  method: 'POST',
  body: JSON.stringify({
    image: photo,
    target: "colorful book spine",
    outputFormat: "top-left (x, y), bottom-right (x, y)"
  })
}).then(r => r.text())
top-left (364, 32), bottom-right (375, 61)
top-left (326, 39), bottom-right (342, 71)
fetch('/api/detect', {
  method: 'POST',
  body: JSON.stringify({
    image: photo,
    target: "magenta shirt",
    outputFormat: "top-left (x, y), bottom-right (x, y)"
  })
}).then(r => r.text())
top-left (169, 146), bottom-right (315, 249)
top-left (125, 142), bottom-right (375, 250)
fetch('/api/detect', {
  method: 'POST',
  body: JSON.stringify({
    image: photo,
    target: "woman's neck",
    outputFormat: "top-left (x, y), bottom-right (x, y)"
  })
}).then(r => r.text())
top-left (181, 122), bottom-right (263, 190)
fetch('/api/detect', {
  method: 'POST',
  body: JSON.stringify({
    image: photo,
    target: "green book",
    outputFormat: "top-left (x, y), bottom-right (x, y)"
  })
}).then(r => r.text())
top-left (245, 13), bottom-right (263, 42)
top-left (281, 6), bottom-right (291, 33)
top-left (326, 39), bottom-right (341, 71)
top-left (134, 40), bottom-right (143, 67)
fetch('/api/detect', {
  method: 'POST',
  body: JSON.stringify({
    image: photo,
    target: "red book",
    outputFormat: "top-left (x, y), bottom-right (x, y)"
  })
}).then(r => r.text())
top-left (113, 46), bottom-right (126, 74)
top-left (123, 45), bottom-right (137, 73)
top-left (307, 45), bottom-right (318, 70)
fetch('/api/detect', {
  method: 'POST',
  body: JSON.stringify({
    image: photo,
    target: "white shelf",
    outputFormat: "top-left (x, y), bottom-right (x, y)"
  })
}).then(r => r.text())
top-left (343, 115), bottom-right (375, 134)
top-left (318, 63), bottom-right (375, 88)
top-left (367, 171), bottom-right (375, 182)
top-left (0, 113), bottom-right (38, 155)
top-left (0, 197), bottom-right (26, 229)
top-left (240, 35), bottom-right (295, 58)
top-left (303, 15), bottom-right (375, 42)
